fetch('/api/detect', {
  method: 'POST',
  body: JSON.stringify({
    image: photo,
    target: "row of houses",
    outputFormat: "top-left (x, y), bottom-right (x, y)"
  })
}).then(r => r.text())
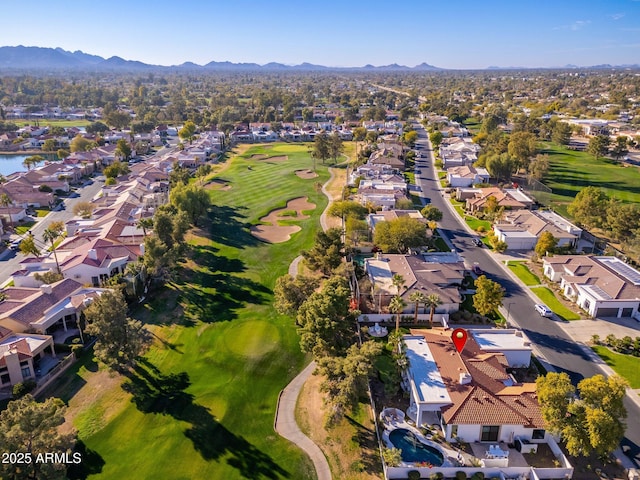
top-left (0, 129), bottom-right (220, 389)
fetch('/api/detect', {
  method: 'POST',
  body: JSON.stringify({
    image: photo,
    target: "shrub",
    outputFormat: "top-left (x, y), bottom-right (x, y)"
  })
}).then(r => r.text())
top-left (38, 184), bottom-right (53, 192)
top-left (54, 343), bottom-right (71, 353)
top-left (429, 473), bottom-right (444, 480)
top-left (71, 344), bottom-right (84, 358)
top-left (456, 472), bottom-right (467, 480)
top-left (408, 471), bottom-right (421, 480)
top-left (470, 473), bottom-right (484, 480)
top-left (12, 379), bottom-right (37, 398)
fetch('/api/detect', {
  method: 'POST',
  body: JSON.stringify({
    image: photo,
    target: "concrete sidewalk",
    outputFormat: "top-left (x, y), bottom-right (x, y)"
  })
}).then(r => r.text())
top-left (274, 362), bottom-right (331, 480)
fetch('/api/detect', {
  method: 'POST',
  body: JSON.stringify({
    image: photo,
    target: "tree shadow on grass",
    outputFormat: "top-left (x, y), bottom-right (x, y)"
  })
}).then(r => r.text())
top-left (209, 205), bottom-right (261, 249)
top-left (122, 362), bottom-right (289, 479)
top-left (67, 439), bottom-right (105, 480)
top-left (175, 246), bottom-right (271, 324)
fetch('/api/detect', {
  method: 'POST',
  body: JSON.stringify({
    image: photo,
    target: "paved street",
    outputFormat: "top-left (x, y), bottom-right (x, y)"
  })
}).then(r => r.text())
top-left (0, 178), bottom-right (104, 284)
top-left (411, 122), bottom-right (640, 468)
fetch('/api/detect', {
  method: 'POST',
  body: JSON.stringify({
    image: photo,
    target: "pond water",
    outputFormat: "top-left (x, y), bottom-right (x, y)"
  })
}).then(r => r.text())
top-left (0, 154), bottom-right (57, 177)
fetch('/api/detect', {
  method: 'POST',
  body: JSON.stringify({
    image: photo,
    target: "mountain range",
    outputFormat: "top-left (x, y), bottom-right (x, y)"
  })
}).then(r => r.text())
top-left (0, 46), bottom-right (443, 72)
top-left (0, 46), bottom-right (638, 72)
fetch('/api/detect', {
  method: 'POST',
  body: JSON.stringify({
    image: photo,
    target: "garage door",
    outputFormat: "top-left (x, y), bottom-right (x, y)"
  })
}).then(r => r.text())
top-left (595, 307), bottom-right (619, 318)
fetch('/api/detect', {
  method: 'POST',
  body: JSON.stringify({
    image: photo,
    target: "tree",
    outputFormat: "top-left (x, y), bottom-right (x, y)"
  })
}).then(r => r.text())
top-left (508, 131), bottom-right (538, 172)
top-left (85, 121), bottom-right (109, 135)
top-left (115, 138), bottom-right (132, 161)
top-left (409, 291), bottom-right (427, 322)
top-left (567, 186), bottom-right (610, 228)
top-left (535, 231), bottom-right (558, 258)
top-left (473, 275), bottom-right (504, 316)
top-left (137, 217), bottom-right (154, 236)
top-left (84, 289), bottom-right (150, 370)
top-left (34, 270), bottom-right (63, 284)
top-left (0, 395), bottom-right (75, 480)
top-left (72, 201), bottom-right (94, 219)
top-left (19, 234), bottom-right (40, 258)
top-left (178, 120), bottom-right (197, 144)
top-left (551, 121), bottom-right (572, 145)
top-left (421, 205), bottom-right (443, 221)
top-left (296, 275), bottom-right (355, 357)
top-left (429, 130), bottom-right (443, 148)
top-left (587, 134), bottom-right (610, 161)
top-left (402, 130), bottom-right (418, 146)
top-left (70, 135), bottom-right (95, 153)
top-left (311, 131), bottom-right (331, 167)
top-left (0, 192), bottom-right (12, 230)
top-left (42, 138), bottom-right (57, 152)
top-left (327, 200), bottom-right (368, 220)
top-left (103, 160), bottom-right (130, 179)
top-left (528, 153), bottom-right (550, 181)
top-left (315, 341), bottom-right (382, 426)
top-left (485, 152), bottom-right (517, 181)
top-left (169, 183), bottom-right (211, 226)
top-left (611, 135), bottom-right (629, 161)
top-left (23, 154), bottom-right (44, 171)
top-left (389, 295), bottom-right (406, 335)
top-left (42, 220), bottom-right (65, 274)
top-left (57, 148), bottom-right (70, 160)
top-left (382, 447), bottom-right (403, 467)
top-left (104, 110), bottom-right (131, 130)
top-left (607, 201), bottom-right (640, 242)
top-left (328, 131), bottom-right (344, 163)
top-left (373, 217), bottom-right (428, 253)
top-left (302, 228), bottom-right (344, 276)
top-left (424, 293), bottom-right (442, 328)
top-left (273, 274), bottom-right (321, 316)
top-left (536, 372), bottom-right (628, 457)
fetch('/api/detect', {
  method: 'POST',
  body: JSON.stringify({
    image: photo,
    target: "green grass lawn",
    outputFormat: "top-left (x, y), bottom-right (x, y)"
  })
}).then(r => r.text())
top-left (59, 143), bottom-right (326, 480)
top-left (592, 345), bottom-right (640, 388)
top-left (541, 142), bottom-right (640, 208)
top-left (507, 261), bottom-right (541, 286)
top-left (465, 217), bottom-right (492, 232)
top-left (35, 208), bottom-right (50, 217)
top-left (15, 221), bottom-right (36, 235)
top-left (530, 286), bottom-right (581, 320)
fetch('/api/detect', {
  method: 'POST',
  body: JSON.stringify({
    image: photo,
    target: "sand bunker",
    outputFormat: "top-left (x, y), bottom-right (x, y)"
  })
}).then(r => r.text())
top-left (295, 169), bottom-right (318, 179)
top-left (250, 197), bottom-right (316, 243)
top-left (250, 154), bottom-right (268, 160)
top-left (208, 179), bottom-right (232, 190)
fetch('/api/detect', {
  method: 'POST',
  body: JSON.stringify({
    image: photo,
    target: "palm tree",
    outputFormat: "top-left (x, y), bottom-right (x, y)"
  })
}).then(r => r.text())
top-left (391, 273), bottom-right (406, 296)
top-left (0, 193), bottom-right (12, 232)
top-left (42, 221), bottom-right (65, 274)
top-left (137, 218), bottom-right (154, 236)
top-left (389, 295), bottom-right (406, 335)
top-left (425, 294), bottom-right (443, 328)
top-left (409, 291), bottom-right (427, 322)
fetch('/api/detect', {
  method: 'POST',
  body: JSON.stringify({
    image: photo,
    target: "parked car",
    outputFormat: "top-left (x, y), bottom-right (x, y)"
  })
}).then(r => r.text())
top-left (472, 238), bottom-right (483, 247)
top-left (9, 239), bottom-right (22, 251)
top-left (534, 304), bottom-right (553, 317)
top-left (472, 263), bottom-right (483, 275)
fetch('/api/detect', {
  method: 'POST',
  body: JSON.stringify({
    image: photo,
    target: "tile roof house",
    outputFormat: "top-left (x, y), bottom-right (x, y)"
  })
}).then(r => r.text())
top-left (363, 253), bottom-right (463, 315)
top-left (464, 187), bottom-right (535, 213)
top-left (446, 165), bottom-right (490, 188)
top-left (493, 210), bottom-right (581, 251)
top-left (0, 328), bottom-right (56, 387)
top-left (543, 255), bottom-right (640, 318)
top-left (0, 279), bottom-right (104, 334)
top-left (403, 329), bottom-right (546, 445)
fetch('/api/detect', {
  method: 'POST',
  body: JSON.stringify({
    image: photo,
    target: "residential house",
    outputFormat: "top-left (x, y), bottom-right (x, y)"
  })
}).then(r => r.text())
top-left (464, 187), bottom-right (535, 214)
top-left (543, 255), bottom-right (640, 318)
top-left (440, 137), bottom-right (480, 169)
top-left (0, 326), bottom-right (56, 388)
top-left (403, 329), bottom-right (547, 445)
top-left (366, 210), bottom-right (425, 231)
top-left (363, 253), bottom-right (463, 314)
top-left (0, 279), bottom-right (104, 335)
top-left (493, 210), bottom-right (581, 250)
top-left (446, 165), bottom-right (490, 188)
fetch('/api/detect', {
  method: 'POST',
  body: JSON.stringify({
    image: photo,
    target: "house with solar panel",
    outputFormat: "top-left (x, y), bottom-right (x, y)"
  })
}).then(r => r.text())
top-left (543, 255), bottom-right (640, 318)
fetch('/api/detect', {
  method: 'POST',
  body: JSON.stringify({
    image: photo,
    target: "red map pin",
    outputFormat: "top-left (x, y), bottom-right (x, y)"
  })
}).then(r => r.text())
top-left (451, 328), bottom-right (468, 353)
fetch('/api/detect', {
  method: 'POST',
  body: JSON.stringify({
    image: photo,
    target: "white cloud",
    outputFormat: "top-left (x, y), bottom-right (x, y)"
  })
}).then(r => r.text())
top-left (555, 20), bottom-right (591, 31)
top-left (610, 13), bottom-right (625, 20)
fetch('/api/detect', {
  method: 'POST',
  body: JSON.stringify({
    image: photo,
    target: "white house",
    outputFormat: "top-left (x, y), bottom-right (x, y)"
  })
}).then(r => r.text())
top-left (446, 165), bottom-right (490, 188)
top-left (543, 255), bottom-right (640, 318)
top-left (493, 210), bottom-right (580, 250)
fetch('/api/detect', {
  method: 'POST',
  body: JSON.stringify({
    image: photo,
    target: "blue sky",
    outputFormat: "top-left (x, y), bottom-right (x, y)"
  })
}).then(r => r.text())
top-left (1, 0), bottom-right (639, 69)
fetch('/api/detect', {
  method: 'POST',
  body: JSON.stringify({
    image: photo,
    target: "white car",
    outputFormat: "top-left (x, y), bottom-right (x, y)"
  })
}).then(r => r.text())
top-left (534, 304), bottom-right (553, 317)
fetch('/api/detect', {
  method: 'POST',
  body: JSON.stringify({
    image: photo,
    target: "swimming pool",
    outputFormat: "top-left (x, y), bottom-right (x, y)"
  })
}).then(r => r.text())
top-left (388, 428), bottom-right (445, 466)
